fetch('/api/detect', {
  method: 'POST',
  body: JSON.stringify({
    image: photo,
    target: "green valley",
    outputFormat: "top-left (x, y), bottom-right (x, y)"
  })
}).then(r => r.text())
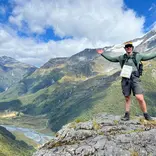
top-left (0, 58), bottom-right (155, 132)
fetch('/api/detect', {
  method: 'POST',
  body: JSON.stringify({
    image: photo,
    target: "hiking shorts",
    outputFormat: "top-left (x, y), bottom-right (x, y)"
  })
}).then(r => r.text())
top-left (121, 75), bottom-right (144, 97)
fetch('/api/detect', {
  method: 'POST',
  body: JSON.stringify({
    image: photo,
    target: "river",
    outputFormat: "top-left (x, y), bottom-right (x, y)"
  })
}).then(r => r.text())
top-left (1, 125), bottom-right (54, 145)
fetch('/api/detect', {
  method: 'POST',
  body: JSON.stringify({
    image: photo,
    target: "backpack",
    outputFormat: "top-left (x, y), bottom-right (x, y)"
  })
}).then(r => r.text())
top-left (121, 52), bottom-right (143, 77)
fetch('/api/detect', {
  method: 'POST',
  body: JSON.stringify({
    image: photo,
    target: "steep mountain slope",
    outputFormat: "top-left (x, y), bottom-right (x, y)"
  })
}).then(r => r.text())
top-left (0, 126), bottom-right (35, 156)
top-left (0, 48), bottom-right (119, 99)
top-left (0, 59), bottom-right (155, 132)
top-left (0, 56), bottom-right (37, 92)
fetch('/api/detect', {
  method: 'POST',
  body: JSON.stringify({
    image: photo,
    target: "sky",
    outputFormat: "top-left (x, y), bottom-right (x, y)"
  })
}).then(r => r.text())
top-left (0, 0), bottom-right (155, 67)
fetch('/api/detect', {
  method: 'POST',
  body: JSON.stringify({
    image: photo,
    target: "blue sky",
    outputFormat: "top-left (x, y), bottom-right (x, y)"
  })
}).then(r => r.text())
top-left (124, 0), bottom-right (156, 31)
top-left (0, 0), bottom-right (155, 66)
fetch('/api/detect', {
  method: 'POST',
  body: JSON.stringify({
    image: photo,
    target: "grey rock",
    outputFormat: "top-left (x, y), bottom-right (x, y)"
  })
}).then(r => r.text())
top-left (76, 121), bottom-right (93, 130)
top-left (33, 114), bottom-right (156, 156)
top-left (75, 145), bottom-right (95, 155)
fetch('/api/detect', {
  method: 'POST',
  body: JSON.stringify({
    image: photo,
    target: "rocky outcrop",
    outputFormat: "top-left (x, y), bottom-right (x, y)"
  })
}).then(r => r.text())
top-left (33, 113), bottom-right (156, 156)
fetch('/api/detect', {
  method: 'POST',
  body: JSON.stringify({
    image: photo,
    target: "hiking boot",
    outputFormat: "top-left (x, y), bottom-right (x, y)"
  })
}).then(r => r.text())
top-left (121, 112), bottom-right (130, 121)
top-left (143, 113), bottom-right (153, 121)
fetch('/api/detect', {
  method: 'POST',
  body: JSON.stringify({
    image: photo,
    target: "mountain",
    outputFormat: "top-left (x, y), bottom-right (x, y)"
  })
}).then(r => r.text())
top-left (41, 57), bottom-right (68, 69)
top-left (135, 29), bottom-right (156, 52)
top-left (0, 28), bottom-right (156, 132)
top-left (33, 114), bottom-right (156, 156)
top-left (0, 125), bottom-right (35, 156)
top-left (0, 48), bottom-right (118, 99)
top-left (106, 28), bottom-right (156, 54)
top-left (0, 56), bottom-right (37, 92)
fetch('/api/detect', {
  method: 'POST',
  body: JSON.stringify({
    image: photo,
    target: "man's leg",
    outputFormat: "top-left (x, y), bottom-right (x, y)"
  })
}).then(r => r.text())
top-left (132, 76), bottom-right (152, 120)
top-left (121, 78), bottom-right (131, 121)
top-left (121, 96), bottom-right (131, 121)
top-left (135, 94), bottom-right (147, 112)
top-left (125, 96), bottom-right (131, 112)
top-left (135, 94), bottom-right (152, 120)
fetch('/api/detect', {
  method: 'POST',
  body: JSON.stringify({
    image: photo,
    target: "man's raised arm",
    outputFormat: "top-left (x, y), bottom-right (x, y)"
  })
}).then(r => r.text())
top-left (96, 49), bottom-right (120, 62)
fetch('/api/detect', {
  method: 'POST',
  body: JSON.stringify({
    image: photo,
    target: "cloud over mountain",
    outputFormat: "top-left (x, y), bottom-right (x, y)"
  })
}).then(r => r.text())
top-left (0, 0), bottom-right (150, 66)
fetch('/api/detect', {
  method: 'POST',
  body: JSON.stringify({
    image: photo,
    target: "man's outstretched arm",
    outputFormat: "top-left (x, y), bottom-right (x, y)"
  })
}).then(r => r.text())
top-left (96, 49), bottom-right (120, 62)
top-left (141, 51), bottom-right (156, 61)
top-left (101, 53), bottom-right (119, 62)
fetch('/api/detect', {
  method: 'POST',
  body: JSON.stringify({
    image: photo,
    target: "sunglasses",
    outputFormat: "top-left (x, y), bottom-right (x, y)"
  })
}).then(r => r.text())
top-left (125, 44), bottom-right (133, 48)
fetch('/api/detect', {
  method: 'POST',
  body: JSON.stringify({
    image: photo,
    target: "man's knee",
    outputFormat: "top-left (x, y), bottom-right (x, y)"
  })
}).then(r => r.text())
top-left (125, 96), bottom-right (130, 102)
top-left (135, 94), bottom-right (144, 102)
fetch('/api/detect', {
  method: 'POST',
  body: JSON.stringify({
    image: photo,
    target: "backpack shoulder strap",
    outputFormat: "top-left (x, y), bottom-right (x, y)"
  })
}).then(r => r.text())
top-left (132, 52), bottom-right (143, 76)
top-left (132, 52), bottom-right (139, 66)
top-left (121, 54), bottom-right (128, 68)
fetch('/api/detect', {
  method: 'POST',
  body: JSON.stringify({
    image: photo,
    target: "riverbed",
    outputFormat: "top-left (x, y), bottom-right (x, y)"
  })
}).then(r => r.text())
top-left (1, 125), bottom-right (54, 145)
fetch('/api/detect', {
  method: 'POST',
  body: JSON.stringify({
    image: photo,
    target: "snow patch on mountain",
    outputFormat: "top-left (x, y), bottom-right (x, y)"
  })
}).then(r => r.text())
top-left (144, 34), bottom-right (156, 43)
top-left (105, 39), bottom-right (143, 54)
top-left (133, 39), bottom-right (143, 46)
top-left (79, 57), bottom-right (86, 61)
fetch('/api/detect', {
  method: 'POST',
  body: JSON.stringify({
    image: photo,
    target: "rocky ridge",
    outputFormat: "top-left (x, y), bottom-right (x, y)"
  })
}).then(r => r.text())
top-left (33, 114), bottom-right (156, 156)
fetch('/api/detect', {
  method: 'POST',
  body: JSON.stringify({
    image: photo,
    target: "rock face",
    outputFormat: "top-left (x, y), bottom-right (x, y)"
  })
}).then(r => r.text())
top-left (33, 114), bottom-right (156, 156)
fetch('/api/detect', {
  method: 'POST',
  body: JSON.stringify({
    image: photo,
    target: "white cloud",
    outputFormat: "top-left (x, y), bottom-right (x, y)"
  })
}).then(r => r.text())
top-left (10, 0), bottom-right (145, 42)
top-left (0, 26), bottom-right (101, 67)
top-left (149, 3), bottom-right (156, 11)
top-left (0, 0), bottom-right (146, 66)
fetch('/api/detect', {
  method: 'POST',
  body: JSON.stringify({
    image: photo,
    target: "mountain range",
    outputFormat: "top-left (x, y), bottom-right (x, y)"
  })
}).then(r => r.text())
top-left (0, 28), bottom-right (156, 133)
top-left (0, 56), bottom-right (37, 92)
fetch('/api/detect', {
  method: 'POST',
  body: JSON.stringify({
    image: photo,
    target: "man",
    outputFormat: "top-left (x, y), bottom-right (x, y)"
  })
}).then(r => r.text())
top-left (96, 41), bottom-right (156, 121)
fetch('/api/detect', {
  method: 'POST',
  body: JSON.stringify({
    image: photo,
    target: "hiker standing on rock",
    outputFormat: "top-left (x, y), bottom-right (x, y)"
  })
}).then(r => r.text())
top-left (96, 41), bottom-right (156, 121)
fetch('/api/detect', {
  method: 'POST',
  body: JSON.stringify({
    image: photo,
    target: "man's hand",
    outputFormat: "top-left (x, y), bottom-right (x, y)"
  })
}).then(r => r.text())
top-left (96, 49), bottom-right (104, 54)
